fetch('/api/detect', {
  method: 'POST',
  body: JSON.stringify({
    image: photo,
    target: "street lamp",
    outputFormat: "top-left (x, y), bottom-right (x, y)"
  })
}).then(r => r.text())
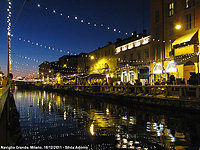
top-left (90, 56), bottom-right (94, 60)
top-left (175, 24), bottom-right (181, 30)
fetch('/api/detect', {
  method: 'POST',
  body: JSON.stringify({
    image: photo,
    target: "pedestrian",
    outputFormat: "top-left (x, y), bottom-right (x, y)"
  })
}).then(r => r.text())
top-left (170, 75), bottom-right (175, 85)
top-left (181, 78), bottom-right (186, 85)
top-left (155, 79), bottom-right (161, 85)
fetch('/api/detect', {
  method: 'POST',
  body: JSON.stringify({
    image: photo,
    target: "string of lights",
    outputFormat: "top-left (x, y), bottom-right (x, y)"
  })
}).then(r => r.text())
top-left (11, 35), bottom-right (73, 55)
top-left (12, 69), bottom-right (38, 78)
top-left (7, 0), bottom-right (12, 73)
top-left (26, 0), bottom-right (134, 36)
top-left (12, 35), bottom-right (199, 64)
top-left (13, 51), bottom-right (198, 74)
top-left (13, 66), bottom-right (38, 77)
top-left (13, 65), bottom-right (38, 73)
top-left (151, 38), bottom-right (200, 48)
top-left (11, 51), bottom-right (197, 79)
top-left (13, 53), bottom-right (41, 63)
top-left (12, 65), bottom-right (38, 78)
top-left (39, 53), bottom-right (197, 74)
top-left (7, 0), bottom-right (12, 34)
top-left (12, 61), bottom-right (38, 69)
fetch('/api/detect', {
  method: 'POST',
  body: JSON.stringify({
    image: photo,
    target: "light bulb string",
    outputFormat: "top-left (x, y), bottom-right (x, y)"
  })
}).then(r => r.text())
top-left (26, 0), bottom-right (132, 36)
top-left (11, 34), bottom-right (73, 54)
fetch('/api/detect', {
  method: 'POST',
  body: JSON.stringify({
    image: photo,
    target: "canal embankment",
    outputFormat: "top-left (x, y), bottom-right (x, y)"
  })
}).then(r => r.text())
top-left (15, 82), bottom-right (200, 113)
top-left (0, 85), bottom-right (23, 146)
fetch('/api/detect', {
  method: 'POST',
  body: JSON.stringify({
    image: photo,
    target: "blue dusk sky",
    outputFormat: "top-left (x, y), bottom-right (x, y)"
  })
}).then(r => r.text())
top-left (0, 0), bottom-right (150, 78)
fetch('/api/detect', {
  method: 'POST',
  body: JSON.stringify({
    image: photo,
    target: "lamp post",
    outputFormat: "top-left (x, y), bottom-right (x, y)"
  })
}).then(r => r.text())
top-left (169, 24), bottom-right (182, 81)
top-left (7, 33), bottom-right (10, 78)
top-left (197, 51), bottom-right (199, 85)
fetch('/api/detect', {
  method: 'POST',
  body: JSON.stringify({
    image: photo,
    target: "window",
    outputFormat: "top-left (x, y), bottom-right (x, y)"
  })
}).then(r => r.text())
top-left (157, 44), bottom-right (161, 60)
top-left (112, 48), bottom-right (115, 55)
top-left (138, 52), bottom-right (141, 60)
top-left (145, 50), bottom-right (149, 59)
top-left (169, 21), bottom-right (175, 35)
top-left (101, 51), bottom-right (104, 57)
top-left (155, 27), bottom-right (160, 40)
top-left (185, 0), bottom-right (192, 9)
top-left (105, 50), bottom-right (107, 56)
top-left (155, 10), bottom-right (159, 23)
top-left (186, 13), bottom-right (192, 30)
top-left (169, 2), bottom-right (174, 17)
top-left (152, 45), bottom-right (155, 60)
top-left (108, 49), bottom-right (110, 55)
top-left (130, 53), bottom-right (133, 61)
top-left (123, 55), bottom-right (126, 62)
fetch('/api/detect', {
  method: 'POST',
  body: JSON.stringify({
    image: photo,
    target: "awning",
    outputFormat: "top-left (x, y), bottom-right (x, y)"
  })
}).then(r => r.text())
top-left (172, 29), bottom-right (198, 46)
top-left (153, 63), bottom-right (162, 74)
top-left (166, 61), bottom-right (177, 73)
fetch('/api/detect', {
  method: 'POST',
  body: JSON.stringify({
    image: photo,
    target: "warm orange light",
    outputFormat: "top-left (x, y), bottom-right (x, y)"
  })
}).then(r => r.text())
top-left (91, 56), bottom-right (94, 60)
top-left (175, 25), bottom-right (181, 30)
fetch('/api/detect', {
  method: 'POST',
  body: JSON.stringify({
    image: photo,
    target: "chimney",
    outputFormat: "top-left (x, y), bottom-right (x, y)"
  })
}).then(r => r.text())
top-left (108, 41), bottom-right (112, 45)
top-left (143, 29), bottom-right (147, 37)
top-left (133, 31), bottom-right (137, 37)
top-left (116, 38), bottom-right (122, 42)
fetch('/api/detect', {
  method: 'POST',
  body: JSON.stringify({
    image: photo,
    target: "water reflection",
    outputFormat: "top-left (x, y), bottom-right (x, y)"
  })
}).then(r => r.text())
top-left (13, 87), bottom-right (200, 149)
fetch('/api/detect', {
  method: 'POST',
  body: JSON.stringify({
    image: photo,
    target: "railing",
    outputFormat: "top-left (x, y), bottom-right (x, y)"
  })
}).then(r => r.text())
top-left (18, 81), bottom-right (200, 99)
top-left (47, 84), bottom-right (200, 99)
top-left (0, 85), bottom-right (10, 146)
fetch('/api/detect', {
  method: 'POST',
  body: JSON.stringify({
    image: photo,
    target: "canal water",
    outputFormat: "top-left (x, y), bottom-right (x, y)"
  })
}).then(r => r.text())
top-left (13, 87), bottom-right (200, 150)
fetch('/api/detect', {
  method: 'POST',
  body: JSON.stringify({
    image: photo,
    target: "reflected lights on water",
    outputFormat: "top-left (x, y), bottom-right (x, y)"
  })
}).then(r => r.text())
top-left (13, 88), bottom-right (200, 149)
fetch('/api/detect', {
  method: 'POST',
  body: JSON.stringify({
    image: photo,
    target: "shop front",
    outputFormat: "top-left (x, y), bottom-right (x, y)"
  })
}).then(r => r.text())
top-left (166, 61), bottom-right (178, 84)
top-left (121, 70), bottom-right (135, 84)
top-left (138, 67), bottom-right (149, 85)
top-left (171, 27), bottom-right (200, 84)
top-left (121, 68), bottom-right (138, 85)
top-left (151, 63), bottom-right (162, 85)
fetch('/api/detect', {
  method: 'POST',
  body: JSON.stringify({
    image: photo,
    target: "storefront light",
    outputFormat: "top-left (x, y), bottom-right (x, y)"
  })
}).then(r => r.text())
top-left (175, 24), bottom-right (181, 30)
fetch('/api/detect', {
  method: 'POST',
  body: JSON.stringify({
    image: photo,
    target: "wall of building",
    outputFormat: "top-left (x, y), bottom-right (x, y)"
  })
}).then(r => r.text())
top-left (87, 43), bottom-right (117, 76)
top-left (150, 0), bottom-right (200, 84)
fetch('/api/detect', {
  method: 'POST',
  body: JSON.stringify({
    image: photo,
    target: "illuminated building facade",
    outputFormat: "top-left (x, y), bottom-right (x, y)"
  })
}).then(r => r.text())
top-left (87, 42), bottom-right (117, 80)
top-left (58, 55), bottom-right (79, 75)
top-left (39, 54), bottom-right (86, 79)
top-left (115, 32), bottom-right (151, 85)
top-left (39, 61), bottom-right (51, 78)
top-left (39, 61), bottom-right (60, 78)
top-left (77, 53), bottom-right (89, 74)
top-left (151, 0), bottom-right (200, 84)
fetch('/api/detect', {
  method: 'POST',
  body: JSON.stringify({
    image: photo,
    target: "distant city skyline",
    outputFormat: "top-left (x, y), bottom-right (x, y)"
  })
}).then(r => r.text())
top-left (0, 0), bottom-right (150, 78)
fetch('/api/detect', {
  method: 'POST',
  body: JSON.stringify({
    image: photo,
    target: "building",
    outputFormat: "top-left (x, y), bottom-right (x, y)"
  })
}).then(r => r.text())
top-left (39, 61), bottom-right (60, 78)
top-left (58, 55), bottom-right (79, 76)
top-left (39, 61), bottom-right (51, 78)
top-left (39, 53), bottom-right (90, 80)
top-left (87, 42), bottom-right (117, 83)
top-left (115, 31), bottom-right (151, 85)
top-left (150, 0), bottom-right (200, 84)
top-left (77, 53), bottom-right (89, 74)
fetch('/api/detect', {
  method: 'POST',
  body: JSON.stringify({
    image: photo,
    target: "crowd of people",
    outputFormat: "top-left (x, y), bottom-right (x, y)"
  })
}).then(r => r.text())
top-left (84, 75), bottom-right (187, 87)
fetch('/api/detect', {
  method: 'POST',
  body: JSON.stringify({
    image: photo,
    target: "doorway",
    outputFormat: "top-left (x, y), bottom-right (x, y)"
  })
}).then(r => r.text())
top-left (183, 61), bottom-right (195, 84)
